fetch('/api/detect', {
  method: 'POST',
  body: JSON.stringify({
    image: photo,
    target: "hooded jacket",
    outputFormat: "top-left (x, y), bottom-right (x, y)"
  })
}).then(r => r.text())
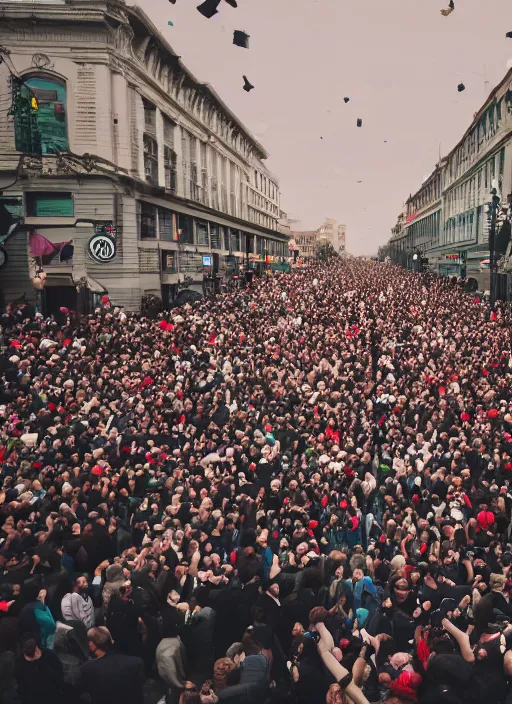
top-left (102, 564), bottom-right (125, 612)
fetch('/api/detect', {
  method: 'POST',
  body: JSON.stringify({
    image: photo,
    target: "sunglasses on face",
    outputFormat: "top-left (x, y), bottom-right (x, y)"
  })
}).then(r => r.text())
top-left (394, 583), bottom-right (410, 592)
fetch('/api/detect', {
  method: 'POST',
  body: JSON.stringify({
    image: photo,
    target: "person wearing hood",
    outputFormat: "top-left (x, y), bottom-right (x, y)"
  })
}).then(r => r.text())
top-left (102, 563), bottom-right (126, 614)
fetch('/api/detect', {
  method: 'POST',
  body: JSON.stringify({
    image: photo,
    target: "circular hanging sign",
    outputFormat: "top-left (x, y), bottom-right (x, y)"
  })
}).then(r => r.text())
top-left (88, 234), bottom-right (117, 263)
top-left (0, 246), bottom-right (7, 270)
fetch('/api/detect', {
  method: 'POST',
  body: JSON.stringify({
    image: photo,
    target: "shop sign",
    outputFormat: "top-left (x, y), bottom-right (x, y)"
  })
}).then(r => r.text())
top-left (88, 233), bottom-right (117, 263)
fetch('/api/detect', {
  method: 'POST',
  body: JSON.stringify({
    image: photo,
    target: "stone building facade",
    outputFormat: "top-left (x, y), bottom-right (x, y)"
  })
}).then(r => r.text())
top-left (0, 0), bottom-right (288, 312)
top-left (388, 68), bottom-right (512, 293)
top-left (291, 218), bottom-right (347, 260)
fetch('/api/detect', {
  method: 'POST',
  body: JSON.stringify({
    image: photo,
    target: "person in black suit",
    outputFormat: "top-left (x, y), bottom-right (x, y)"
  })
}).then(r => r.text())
top-left (75, 626), bottom-right (145, 704)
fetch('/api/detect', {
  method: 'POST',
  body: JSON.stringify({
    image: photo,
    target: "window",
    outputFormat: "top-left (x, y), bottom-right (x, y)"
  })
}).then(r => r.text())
top-left (26, 192), bottom-right (73, 217)
top-left (162, 251), bottom-right (177, 273)
top-left (158, 208), bottom-right (175, 241)
top-left (499, 148), bottom-right (505, 177)
top-left (139, 203), bottom-right (157, 239)
top-left (210, 223), bottom-right (221, 249)
top-left (13, 75), bottom-right (68, 155)
top-left (164, 147), bottom-right (177, 192)
top-left (230, 229), bottom-right (241, 251)
top-left (196, 220), bottom-right (209, 247)
top-left (163, 115), bottom-right (175, 145)
top-left (143, 134), bottom-right (158, 186)
top-left (222, 226), bottom-right (230, 251)
top-left (190, 162), bottom-right (199, 201)
top-left (180, 252), bottom-right (203, 272)
top-left (143, 100), bottom-right (156, 132)
top-left (177, 213), bottom-right (193, 244)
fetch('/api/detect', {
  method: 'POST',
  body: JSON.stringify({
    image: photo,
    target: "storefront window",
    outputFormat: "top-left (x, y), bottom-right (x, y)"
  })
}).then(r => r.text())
top-left (140, 203), bottom-right (157, 239)
top-left (196, 220), bottom-right (209, 247)
top-left (178, 214), bottom-right (194, 244)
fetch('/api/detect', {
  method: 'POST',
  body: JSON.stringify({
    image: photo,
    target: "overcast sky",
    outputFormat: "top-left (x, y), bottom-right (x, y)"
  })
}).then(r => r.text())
top-left (135, 0), bottom-right (512, 255)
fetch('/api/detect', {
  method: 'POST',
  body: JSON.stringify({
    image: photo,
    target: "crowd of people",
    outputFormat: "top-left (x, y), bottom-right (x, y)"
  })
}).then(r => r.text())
top-left (1, 258), bottom-right (512, 704)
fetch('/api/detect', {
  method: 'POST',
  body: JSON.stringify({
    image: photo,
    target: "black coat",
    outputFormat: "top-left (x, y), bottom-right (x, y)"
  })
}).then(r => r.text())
top-left (78, 651), bottom-right (145, 704)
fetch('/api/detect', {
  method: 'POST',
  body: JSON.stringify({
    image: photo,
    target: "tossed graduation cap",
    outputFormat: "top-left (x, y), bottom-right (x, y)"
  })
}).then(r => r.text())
top-left (506, 31), bottom-right (512, 38)
top-left (357, 118), bottom-right (362, 127)
top-left (233, 30), bottom-right (249, 48)
top-left (243, 75), bottom-right (254, 92)
top-left (440, 0), bottom-right (454, 16)
top-left (343, 97), bottom-right (350, 103)
top-left (168, 20), bottom-right (174, 26)
top-left (197, 0), bottom-right (221, 18)
top-left (169, 0), bottom-right (176, 3)
top-left (224, 0), bottom-right (238, 6)
top-left (457, 83), bottom-right (465, 92)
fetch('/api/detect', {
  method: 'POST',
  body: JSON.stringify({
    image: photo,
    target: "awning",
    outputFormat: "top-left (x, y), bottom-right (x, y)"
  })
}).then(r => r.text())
top-left (84, 276), bottom-right (106, 294)
top-left (44, 274), bottom-right (74, 287)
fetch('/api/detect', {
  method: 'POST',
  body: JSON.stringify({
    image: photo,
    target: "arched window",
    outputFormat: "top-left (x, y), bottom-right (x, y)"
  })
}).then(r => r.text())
top-left (13, 75), bottom-right (68, 155)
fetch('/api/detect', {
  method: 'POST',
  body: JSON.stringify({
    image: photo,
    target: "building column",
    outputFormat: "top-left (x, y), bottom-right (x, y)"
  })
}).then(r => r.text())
top-left (111, 71), bottom-right (131, 172)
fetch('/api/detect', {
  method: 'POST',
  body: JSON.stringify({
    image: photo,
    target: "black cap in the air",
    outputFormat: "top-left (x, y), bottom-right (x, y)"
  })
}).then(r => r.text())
top-left (233, 30), bottom-right (249, 48)
top-left (197, 0), bottom-right (221, 18)
top-left (243, 75), bottom-right (254, 92)
top-left (343, 97), bottom-right (350, 103)
top-left (457, 83), bottom-right (465, 92)
top-left (506, 31), bottom-right (512, 38)
top-left (225, 0), bottom-right (238, 6)
top-left (357, 118), bottom-right (362, 127)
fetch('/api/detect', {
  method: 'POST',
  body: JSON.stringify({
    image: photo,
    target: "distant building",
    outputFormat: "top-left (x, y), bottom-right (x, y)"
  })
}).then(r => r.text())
top-left (292, 230), bottom-right (317, 259)
top-left (388, 68), bottom-right (512, 294)
top-left (291, 217), bottom-right (347, 259)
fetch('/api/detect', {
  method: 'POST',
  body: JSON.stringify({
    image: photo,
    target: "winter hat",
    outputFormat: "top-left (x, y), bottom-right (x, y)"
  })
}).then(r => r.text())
top-left (477, 510), bottom-right (495, 531)
top-left (349, 516), bottom-right (359, 531)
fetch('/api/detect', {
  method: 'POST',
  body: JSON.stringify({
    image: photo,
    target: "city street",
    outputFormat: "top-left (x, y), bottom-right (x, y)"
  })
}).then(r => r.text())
top-left (2, 258), bottom-right (512, 703)
top-left (1, 0), bottom-right (512, 702)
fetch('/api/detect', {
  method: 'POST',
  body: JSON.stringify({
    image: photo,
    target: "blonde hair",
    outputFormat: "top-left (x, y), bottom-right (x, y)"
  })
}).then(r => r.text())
top-left (490, 573), bottom-right (506, 591)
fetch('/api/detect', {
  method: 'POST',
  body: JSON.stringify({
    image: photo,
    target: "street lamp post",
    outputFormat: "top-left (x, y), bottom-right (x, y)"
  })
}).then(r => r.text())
top-left (489, 182), bottom-right (501, 309)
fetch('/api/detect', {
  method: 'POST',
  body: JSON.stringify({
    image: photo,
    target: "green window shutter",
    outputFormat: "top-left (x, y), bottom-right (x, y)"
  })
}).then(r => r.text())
top-left (27, 193), bottom-right (74, 217)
